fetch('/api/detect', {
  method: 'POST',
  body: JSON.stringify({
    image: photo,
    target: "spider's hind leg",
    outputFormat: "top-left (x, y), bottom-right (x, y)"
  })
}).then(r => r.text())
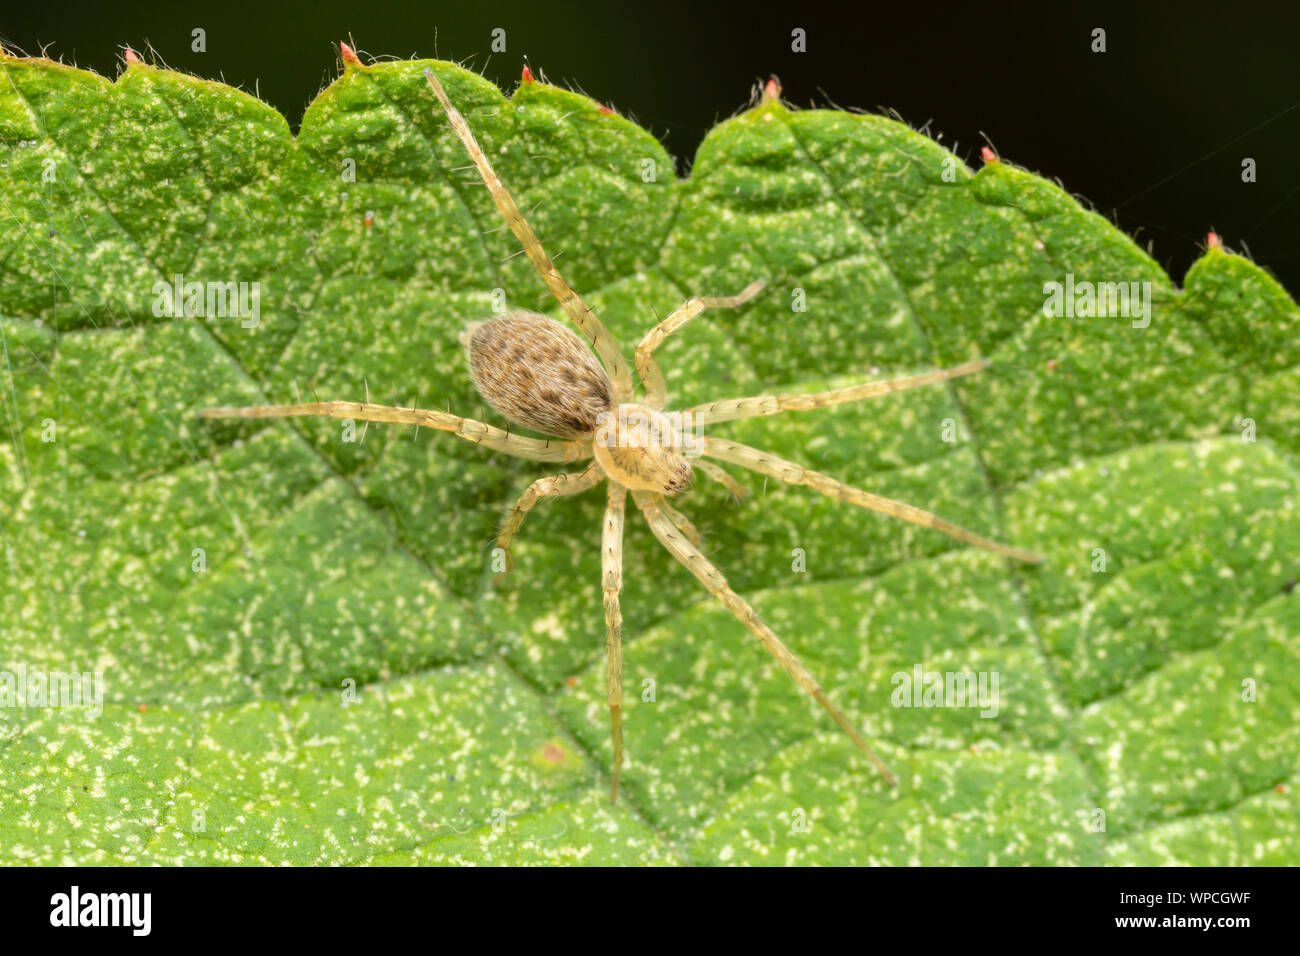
top-left (686, 358), bottom-right (992, 426)
top-left (199, 400), bottom-right (588, 463)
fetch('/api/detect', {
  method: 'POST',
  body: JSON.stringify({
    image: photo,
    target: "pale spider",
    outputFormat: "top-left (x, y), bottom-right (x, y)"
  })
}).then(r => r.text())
top-left (201, 66), bottom-right (1043, 800)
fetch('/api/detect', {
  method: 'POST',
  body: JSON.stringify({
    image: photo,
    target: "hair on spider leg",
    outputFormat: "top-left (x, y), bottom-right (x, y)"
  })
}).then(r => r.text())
top-left (408, 394), bottom-right (423, 441)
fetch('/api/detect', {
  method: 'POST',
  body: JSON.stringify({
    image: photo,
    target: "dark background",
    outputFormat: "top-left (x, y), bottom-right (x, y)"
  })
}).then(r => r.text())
top-left (4, 0), bottom-right (1298, 293)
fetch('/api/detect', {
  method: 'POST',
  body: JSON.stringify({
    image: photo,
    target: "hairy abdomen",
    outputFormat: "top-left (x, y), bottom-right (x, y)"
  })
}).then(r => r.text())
top-left (465, 311), bottom-right (613, 438)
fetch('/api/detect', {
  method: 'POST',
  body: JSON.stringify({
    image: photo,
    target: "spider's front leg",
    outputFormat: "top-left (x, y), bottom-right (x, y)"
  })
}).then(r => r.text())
top-left (602, 482), bottom-right (628, 801)
top-left (632, 490), bottom-right (898, 786)
top-left (658, 498), bottom-right (703, 548)
top-left (703, 437), bottom-right (1043, 564)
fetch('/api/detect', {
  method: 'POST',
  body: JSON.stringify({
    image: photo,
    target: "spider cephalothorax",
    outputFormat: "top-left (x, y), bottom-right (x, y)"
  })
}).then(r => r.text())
top-left (201, 60), bottom-right (1043, 801)
top-left (590, 404), bottom-right (694, 497)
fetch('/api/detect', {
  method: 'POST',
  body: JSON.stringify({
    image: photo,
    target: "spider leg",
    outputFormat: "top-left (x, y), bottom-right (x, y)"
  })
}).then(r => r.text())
top-left (495, 461), bottom-right (604, 581)
top-left (685, 358), bottom-right (990, 426)
top-left (658, 497), bottom-right (703, 548)
top-left (632, 490), bottom-right (897, 786)
top-left (692, 459), bottom-right (748, 501)
top-left (703, 437), bottom-right (1043, 564)
top-left (602, 482), bottom-right (628, 801)
top-left (634, 280), bottom-right (765, 408)
top-left (423, 69), bottom-right (634, 401)
top-left (200, 400), bottom-right (589, 463)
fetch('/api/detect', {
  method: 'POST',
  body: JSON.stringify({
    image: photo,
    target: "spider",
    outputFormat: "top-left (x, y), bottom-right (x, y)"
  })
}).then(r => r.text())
top-left (201, 66), bottom-right (1043, 801)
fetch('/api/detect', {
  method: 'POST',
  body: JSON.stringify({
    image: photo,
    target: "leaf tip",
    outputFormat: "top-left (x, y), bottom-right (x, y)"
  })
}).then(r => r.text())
top-left (339, 41), bottom-right (361, 69)
top-left (762, 75), bottom-right (782, 104)
top-left (123, 47), bottom-right (142, 67)
top-left (980, 146), bottom-right (998, 165)
top-left (521, 63), bottom-right (535, 85)
top-left (1206, 230), bottom-right (1223, 251)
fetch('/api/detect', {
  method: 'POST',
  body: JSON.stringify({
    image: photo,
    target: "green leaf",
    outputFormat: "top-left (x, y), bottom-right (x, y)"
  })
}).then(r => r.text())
top-left (2, 54), bottom-right (1297, 866)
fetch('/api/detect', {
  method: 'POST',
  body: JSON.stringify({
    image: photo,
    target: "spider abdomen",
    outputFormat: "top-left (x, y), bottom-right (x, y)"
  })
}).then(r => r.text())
top-left (464, 311), bottom-right (613, 438)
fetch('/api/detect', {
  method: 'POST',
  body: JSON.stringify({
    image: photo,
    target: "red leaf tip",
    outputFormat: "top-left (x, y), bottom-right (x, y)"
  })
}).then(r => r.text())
top-left (762, 76), bottom-right (781, 103)
top-left (340, 41), bottom-right (360, 66)
top-left (597, 103), bottom-right (614, 115)
top-left (1207, 230), bottom-right (1223, 250)
top-left (980, 146), bottom-right (998, 164)
top-left (124, 48), bottom-right (142, 66)
top-left (521, 64), bottom-right (534, 84)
